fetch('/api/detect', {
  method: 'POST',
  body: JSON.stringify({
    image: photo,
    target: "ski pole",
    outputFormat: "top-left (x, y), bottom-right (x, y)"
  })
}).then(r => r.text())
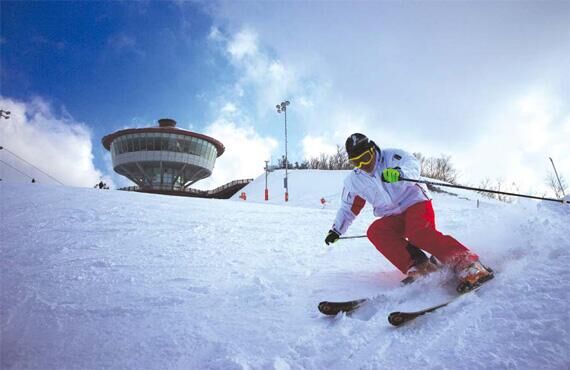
top-left (339, 235), bottom-right (367, 240)
top-left (400, 177), bottom-right (568, 204)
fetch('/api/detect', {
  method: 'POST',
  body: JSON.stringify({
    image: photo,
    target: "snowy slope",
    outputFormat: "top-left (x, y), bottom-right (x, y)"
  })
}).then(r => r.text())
top-left (1, 173), bottom-right (569, 370)
top-left (231, 169), bottom-right (351, 209)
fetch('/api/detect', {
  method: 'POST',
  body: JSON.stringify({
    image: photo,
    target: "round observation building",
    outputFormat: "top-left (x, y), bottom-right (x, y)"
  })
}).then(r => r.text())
top-left (102, 118), bottom-right (225, 191)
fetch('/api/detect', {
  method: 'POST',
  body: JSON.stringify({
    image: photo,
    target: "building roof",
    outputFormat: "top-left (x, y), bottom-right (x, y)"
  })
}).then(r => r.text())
top-left (101, 121), bottom-right (225, 157)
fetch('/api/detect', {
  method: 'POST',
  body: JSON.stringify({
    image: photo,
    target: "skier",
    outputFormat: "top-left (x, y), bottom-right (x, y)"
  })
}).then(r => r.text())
top-left (324, 133), bottom-right (493, 292)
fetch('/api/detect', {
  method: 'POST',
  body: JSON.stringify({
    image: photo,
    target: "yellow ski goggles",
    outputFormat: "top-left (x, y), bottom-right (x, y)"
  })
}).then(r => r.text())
top-left (349, 147), bottom-right (375, 168)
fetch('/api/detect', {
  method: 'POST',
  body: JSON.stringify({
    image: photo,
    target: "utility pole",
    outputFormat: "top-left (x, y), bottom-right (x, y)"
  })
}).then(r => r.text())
top-left (264, 160), bottom-right (269, 201)
top-left (276, 100), bottom-right (290, 202)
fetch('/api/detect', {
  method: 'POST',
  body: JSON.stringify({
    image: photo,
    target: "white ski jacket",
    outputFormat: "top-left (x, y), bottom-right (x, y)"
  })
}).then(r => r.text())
top-left (331, 148), bottom-right (430, 235)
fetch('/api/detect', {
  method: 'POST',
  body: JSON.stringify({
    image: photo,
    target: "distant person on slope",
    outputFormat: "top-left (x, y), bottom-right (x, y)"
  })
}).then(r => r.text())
top-left (324, 133), bottom-right (493, 292)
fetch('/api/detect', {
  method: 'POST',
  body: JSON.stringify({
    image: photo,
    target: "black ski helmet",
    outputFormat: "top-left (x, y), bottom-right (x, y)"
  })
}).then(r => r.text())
top-left (345, 133), bottom-right (373, 158)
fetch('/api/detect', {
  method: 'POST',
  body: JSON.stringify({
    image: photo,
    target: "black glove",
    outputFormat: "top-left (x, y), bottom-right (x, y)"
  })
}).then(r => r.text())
top-left (325, 229), bottom-right (340, 245)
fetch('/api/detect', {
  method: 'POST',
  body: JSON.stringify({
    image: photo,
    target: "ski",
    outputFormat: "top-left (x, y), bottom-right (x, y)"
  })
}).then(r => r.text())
top-left (318, 269), bottom-right (438, 316)
top-left (318, 298), bottom-right (368, 316)
top-left (388, 278), bottom-right (492, 326)
top-left (387, 293), bottom-right (468, 326)
top-left (319, 266), bottom-right (493, 319)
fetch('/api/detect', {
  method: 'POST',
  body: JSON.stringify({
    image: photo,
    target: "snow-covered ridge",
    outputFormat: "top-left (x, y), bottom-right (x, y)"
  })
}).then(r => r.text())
top-left (1, 172), bottom-right (569, 369)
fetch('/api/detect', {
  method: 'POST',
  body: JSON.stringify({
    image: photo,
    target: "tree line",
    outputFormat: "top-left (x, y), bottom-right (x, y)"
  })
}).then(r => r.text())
top-left (275, 147), bottom-right (460, 181)
top-left (273, 147), bottom-right (566, 201)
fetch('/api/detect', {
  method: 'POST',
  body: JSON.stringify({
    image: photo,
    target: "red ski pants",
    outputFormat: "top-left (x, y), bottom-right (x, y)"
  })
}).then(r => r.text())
top-left (367, 200), bottom-right (477, 274)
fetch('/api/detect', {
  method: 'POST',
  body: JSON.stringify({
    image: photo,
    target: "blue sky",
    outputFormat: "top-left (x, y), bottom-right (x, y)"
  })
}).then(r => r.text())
top-left (1, 1), bottom-right (568, 194)
top-left (1, 1), bottom-right (232, 182)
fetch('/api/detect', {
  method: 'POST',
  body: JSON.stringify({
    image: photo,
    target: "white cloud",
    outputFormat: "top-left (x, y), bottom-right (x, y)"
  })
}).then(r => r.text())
top-left (195, 118), bottom-right (278, 189)
top-left (209, 2), bottom-right (569, 197)
top-left (210, 25), bottom-right (410, 162)
top-left (296, 96), bottom-right (314, 109)
top-left (455, 88), bottom-right (569, 195)
top-left (514, 91), bottom-right (555, 152)
top-left (0, 96), bottom-right (111, 187)
top-left (212, 26), bottom-right (315, 121)
top-left (301, 107), bottom-right (379, 149)
top-left (301, 135), bottom-right (338, 160)
top-left (221, 102), bottom-right (238, 114)
top-left (227, 28), bottom-right (258, 61)
top-left (268, 61), bottom-right (286, 80)
top-left (208, 26), bottom-right (223, 42)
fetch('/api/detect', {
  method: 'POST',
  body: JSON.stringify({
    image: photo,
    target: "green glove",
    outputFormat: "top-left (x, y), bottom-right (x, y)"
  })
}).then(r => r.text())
top-left (382, 168), bottom-right (401, 183)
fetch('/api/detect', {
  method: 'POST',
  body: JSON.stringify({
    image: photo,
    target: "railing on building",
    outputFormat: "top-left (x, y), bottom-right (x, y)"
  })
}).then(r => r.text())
top-left (118, 178), bottom-right (254, 199)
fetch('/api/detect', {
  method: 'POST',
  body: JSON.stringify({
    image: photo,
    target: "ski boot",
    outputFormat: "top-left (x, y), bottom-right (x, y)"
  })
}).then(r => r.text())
top-left (401, 256), bottom-right (440, 285)
top-left (456, 261), bottom-right (494, 293)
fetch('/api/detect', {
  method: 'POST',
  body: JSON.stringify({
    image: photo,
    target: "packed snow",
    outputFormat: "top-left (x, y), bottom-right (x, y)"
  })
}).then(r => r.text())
top-left (1, 170), bottom-right (569, 369)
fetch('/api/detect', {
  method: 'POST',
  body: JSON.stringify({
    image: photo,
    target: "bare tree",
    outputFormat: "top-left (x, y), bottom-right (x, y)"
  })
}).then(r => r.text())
top-left (308, 156), bottom-right (321, 169)
top-left (333, 145), bottom-right (352, 170)
top-left (477, 178), bottom-right (500, 201)
top-left (546, 172), bottom-right (567, 199)
top-left (307, 149), bottom-right (460, 177)
top-left (277, 155), bottom-right (292, 170)
top-left (477, 178), bottom-right (492, 197)
top-left (306, 145), bottom-right (351, 170)
top-left (476, 177), bottom-right (519, 203)
top-left (414, 153), bottom-right (458, 184)
top-left (319, 153), bottom-right (330, 170)
top-left (493, 179), bottom-right (513, 203)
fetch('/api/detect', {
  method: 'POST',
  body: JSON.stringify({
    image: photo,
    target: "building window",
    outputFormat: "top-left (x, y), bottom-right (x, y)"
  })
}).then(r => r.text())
top-left (168, 135), bottom-right (177, 152)
top-left (113, 133), bottom-right (217, 158)
top-left (182, 138), bottom-right (191, 154)
top-left (142, 137), bottom-right (148, 151)
top-left (139, 135), bottom-right (146, 151)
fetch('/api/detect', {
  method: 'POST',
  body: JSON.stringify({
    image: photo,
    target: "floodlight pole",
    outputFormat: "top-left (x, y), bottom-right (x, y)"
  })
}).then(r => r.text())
top-left (264, 160), bottom-right (269, 201)
top-left (276, 100), bottom-right (290, 202)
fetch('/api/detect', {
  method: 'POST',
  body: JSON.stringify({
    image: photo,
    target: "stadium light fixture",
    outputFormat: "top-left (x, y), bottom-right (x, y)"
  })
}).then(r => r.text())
top-left (0, 110), bottom-right (11, 119)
